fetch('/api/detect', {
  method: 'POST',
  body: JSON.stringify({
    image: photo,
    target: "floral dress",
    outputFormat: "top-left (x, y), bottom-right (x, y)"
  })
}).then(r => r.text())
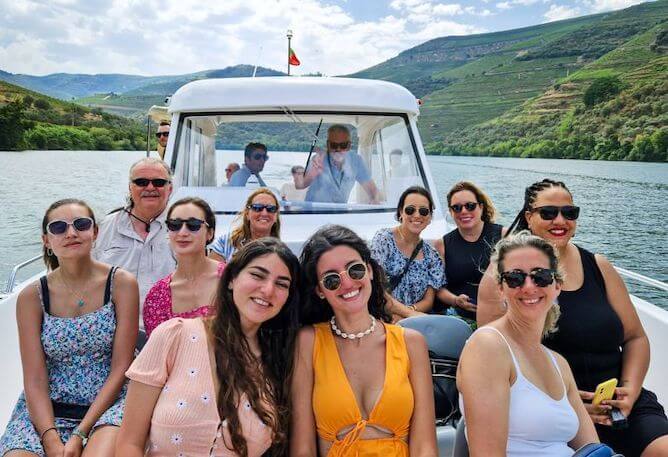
top-left (371, 228), bottom-right (445, 306)
top-left (0, 267), bottom-right (126, 456)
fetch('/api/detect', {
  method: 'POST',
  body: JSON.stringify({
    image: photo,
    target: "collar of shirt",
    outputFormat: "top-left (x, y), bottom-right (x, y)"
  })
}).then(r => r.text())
top-left (118, 208), bottom-right (168, 242)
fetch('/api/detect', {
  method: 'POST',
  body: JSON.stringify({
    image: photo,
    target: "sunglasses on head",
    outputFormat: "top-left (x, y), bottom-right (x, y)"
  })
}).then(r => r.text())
top-left (251, 152), bottom-right (268, 161)
top-left (501, 268), bottom-right (555, 288)
top-left (46, 217), bottom-right (94, 235)
top-left (450, 202), bottom-right (479, 213)
top-left (166, 217), bottom-right (209, 232)
top-left (320, 262), bottom-right (368, 292)
top-left (328, 141), bottom-right (350, 151)
top-left (404, 205), bottom-right (430, 217)
top-left (248, 203), bottom-right (278, 213)
top-left (131, 178), bottom-right (170, 188)
top-left (531, 205), bottom-right (580, 221)
top-left (155, 131), bottom-right (169, 138)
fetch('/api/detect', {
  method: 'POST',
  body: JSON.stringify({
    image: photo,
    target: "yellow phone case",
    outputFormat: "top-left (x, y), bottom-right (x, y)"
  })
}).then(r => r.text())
top-left (592, 378), bottom-right (618, 406)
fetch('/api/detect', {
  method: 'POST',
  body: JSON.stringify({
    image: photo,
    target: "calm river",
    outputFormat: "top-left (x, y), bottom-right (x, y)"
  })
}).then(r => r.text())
top-left (1, 151), bottom-right (666, 309)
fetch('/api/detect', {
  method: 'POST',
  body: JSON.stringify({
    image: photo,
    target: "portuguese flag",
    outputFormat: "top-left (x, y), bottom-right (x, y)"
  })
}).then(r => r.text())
top-left (289, 47), bottom-right (301, 66)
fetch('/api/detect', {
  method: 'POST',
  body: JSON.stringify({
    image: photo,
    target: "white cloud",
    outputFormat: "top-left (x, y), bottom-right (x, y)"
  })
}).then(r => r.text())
top-left (496, 1), bottom-right (513, 9)
top-left (0, 0), bottom-right (484, 77)
top-left (544, 3), bottom-right (581, 21)
top-left (585, 0), bottom-right (645, 12)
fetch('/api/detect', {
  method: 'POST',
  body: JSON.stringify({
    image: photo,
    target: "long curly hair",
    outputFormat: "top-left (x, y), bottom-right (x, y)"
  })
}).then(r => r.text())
top-left (208, 238), bottom-right (300, 456)
top-left (229, 189), bottom-right (281, 249)
top-left (299, 225), bottom-right (392, 325)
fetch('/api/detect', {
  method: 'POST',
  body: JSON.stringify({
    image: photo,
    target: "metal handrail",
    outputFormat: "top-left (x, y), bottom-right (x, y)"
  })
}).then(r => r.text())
top-left (4, 255), bottom-right (42, 294)
top-left (616, 267), bottom-right (668, 293)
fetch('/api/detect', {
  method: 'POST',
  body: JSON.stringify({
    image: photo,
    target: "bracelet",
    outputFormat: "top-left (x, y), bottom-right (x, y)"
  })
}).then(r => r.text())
top-left (39, 426), bottom-right (57, 443)
top-left (406, 304), bottom-right (417, 311)
top-left (71, 427), bottom-right (88, 446)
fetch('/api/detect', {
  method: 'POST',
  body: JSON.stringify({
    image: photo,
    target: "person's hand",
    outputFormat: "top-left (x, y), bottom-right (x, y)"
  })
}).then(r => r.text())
top-left (42, 430), bottom-right (65, 457)
top-left (306, 152), bottom-right (325, 179)
top-left (454, 294), bottom-right (477, 312)
top-left (602, 386), bottom-right (638, 418)
top-left (579, 390), bottom-right (613, 426)
top-left (63, 435), bottom-right (84, 457)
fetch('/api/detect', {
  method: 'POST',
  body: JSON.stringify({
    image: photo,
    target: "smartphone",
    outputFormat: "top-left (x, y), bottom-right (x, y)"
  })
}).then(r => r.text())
top-left (592, 378), bottom-right (618, 406)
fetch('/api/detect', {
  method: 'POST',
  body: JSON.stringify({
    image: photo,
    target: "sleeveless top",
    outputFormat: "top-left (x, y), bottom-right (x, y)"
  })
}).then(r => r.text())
top-left (544, 246), bottom-right (624, 392)
top-left (443, 222), bottom-right (503, 319)
top-left (312, 322), bottom-right (413, 456)
top-left (461, 327), bottom-right (579, 457)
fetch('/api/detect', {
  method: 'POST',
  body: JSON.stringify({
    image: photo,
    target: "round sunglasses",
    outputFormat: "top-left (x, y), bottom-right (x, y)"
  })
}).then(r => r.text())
top-left (46, 217), bottom-right (94, 235)
top-left (530, 205), bottom-right (580, 221)
top-left (166, 217), bottom-right (209, 232)
top-left (404, 205), bottom-right (430, 217)
top-left (319, 262), bottom-right (368, 291)
top-left (500, 268), bottom-right (555, 288)
top-left (248, 203), bottom-right (278, 214)
top-left (450, 202), bottom-right (479, 213)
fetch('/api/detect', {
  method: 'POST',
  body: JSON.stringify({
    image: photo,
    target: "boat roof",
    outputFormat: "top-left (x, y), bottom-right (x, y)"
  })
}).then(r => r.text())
top-left (168, 77), bottom-right (420, 115)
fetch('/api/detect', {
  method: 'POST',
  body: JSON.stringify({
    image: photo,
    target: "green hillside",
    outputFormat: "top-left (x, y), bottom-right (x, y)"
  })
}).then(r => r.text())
top-left (0, 81), bottom-right (148, 151)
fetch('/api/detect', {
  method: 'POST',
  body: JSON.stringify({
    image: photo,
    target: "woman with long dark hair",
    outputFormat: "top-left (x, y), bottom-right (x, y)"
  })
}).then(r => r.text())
top-left (477, 179), bottom-right (668, 457)
top-left (117, 238), bottom-right (300, 457)
top-left (291, 225), bottom-right (437, 457)
top-left (0, 199), bottom-right (138, 457)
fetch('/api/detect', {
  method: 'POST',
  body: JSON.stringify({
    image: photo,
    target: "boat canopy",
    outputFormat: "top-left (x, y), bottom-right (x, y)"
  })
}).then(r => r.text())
top-left (168, 77), bottom-right (420, 115)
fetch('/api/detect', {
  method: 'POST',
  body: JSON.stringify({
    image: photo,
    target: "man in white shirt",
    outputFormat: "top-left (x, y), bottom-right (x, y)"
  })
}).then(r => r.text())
top-left (280, 165), bottom-right (308, 201)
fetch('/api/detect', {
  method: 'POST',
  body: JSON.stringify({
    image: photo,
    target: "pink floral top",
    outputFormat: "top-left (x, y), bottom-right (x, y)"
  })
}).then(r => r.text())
top-left (143, 262), bottom-right (225, 338)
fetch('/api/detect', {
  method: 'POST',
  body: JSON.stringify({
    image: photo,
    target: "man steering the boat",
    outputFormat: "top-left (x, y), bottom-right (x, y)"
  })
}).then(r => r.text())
top-left (297, 124), bottom-right (380, 204)
top-left (93, 157), bottom-right (176, 307)
top-left (229, 142), bottom-right (268, 187)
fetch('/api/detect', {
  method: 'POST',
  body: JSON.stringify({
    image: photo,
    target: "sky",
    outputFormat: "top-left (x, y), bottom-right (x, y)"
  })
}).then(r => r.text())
top-left (0, 0), bottom-right (651, 77)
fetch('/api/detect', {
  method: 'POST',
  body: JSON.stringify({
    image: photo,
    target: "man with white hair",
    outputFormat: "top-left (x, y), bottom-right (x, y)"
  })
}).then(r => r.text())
top-left (93, 157), bottom-right (176, 306)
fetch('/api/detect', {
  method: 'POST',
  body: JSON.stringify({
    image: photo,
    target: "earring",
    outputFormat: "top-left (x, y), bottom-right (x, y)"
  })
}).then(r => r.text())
top-left (502, 299), bottom-right (508, 309)
top-left (318, 293), bottom-right (325, 299)
top-left (47, 248), bottom-right (53, 256)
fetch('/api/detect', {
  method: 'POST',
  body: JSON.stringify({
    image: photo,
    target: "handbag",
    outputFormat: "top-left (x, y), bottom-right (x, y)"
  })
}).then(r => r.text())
top-left (387, 240), bottom-right (423, 292)
top-left (573, 443), bottom-right (624, 457)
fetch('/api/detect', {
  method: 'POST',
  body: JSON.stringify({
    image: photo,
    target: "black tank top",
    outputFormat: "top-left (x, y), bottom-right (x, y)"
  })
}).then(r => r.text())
top-left (443, 222), bottom-right (502, 320)
top-left (544, 246), bottom-right (624, 392)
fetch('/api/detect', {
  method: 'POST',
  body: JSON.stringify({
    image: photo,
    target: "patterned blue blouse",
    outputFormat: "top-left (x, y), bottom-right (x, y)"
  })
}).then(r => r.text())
top-left (371, 228), bottom-right (445, 306)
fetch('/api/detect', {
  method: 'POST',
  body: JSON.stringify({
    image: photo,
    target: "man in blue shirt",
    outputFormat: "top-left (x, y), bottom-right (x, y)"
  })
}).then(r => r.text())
top-left (297, 125), bottom-right (380, 204)
top-left (229, 142), bottom-right (268, 186)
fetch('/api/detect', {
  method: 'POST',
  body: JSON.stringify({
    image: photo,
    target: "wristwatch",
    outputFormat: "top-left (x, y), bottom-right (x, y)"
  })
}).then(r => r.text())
top-left (71, 427), bottom-right (88, 446)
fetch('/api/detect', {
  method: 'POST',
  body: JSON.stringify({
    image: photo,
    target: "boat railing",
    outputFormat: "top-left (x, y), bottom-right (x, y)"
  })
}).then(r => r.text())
top-left (3, 255), bottom-right (42, 295)
top-left (616, 267), bottom-right (668, 293)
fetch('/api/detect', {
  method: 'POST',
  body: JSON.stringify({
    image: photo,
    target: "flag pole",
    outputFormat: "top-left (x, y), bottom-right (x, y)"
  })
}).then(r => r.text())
top-left (287, 29), bottom-right (293, 76)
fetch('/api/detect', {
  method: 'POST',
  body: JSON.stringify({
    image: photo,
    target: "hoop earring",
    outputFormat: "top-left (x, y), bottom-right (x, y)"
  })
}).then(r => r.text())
top-left (47, 248), bottom-right (53, 256)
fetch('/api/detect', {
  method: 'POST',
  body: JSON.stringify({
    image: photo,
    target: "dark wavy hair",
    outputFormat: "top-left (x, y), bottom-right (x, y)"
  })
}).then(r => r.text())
top-left (166, 197), bottom-right (216, 245)
top-left (395, 185), bottom-right (434, 221)
top-left (209, 238), bottom-right (300, 457)
top-left (299, 225), bottom-right (392, 325)
top-left (42, 199), bottom-right (96, 271)
top-left (505, 178), bottom-right (573, 236)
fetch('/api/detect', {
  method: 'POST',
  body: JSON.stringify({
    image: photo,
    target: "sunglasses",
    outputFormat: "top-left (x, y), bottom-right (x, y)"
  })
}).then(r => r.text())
top-left (328, 141), bottom-right (351, 151)
top-left (47, 217), bottom-right (94, 235)
top-left (131, 178), bottom-right (170, 187)
top-left (251, 153), bottom-right (268, 161)
top-left (248, 203), bottom-right (278, 213)
top-left (404, 205), bottom-right (430, 217)
top-left (501, 268), bottom-right (555, 288)
top-left (155, 131), bottom-right (169, 138)
top-left (166, 217), bottom-right (209, 232)
top-left (450, 202), bottom-right (479, 213)
top-left (531, 205), bottom-right (580, 221)
top-left (320, 262), bottom-right (368, 291)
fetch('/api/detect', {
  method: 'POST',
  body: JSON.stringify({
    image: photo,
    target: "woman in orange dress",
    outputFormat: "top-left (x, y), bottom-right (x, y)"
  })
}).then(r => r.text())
top-left (291, 225), bottom-right (437, 457)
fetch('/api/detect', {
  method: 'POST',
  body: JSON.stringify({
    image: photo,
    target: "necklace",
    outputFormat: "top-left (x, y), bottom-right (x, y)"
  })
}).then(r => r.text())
top-left (330, 315), bottom-right (376, 340)
top-left (59, 271), bottom-right (91, 308)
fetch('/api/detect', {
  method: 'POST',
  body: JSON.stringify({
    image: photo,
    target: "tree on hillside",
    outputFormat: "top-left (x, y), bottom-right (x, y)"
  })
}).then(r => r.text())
top-left (0, 100), bottom-right (31, 150)
top-left (584, 76), bottom-right (623, 108)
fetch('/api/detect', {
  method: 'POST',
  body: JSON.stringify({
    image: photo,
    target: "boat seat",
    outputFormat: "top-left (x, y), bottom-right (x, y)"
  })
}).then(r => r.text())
top-left (452, 417), bottom-right (468, 457)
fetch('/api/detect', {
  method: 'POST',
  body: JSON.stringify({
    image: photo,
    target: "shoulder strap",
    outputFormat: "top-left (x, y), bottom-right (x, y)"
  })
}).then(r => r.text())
top-left (103, 266), bottom-right (118, 304)
top-left (39, 275), bottom-right (51, 314)
top-left (389, 240), bottom-right (424, 292)
top-left (475, 327), bottom-right (521, 373)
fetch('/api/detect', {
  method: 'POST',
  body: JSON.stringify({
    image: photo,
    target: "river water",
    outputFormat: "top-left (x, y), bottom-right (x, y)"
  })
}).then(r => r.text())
top-left (1, 150), bottom-right (666, 309)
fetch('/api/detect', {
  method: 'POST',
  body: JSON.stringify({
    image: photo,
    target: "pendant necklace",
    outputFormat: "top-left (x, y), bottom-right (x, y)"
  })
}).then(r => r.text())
top-left (59, 271), bottom-right (91, 308)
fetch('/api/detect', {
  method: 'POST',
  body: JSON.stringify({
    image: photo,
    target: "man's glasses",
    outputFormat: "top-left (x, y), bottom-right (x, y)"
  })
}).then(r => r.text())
top-left (450, 202), bottom-right (479, 213)
top-left (404, 206), bottom-right (430, 217)
top-left (155, 132), bottom-right (169, 138)
top-left (501, 268), bottom-right (555, 288)
top-left (248, 203), bottom-right (278, 214)
top-left (131, 178), bottom-right (170, 188)
top-left (166, 218), bottom-right (209, 232)
top-left (531, 205), bottom-right (580, 221)
top-left (251, 153), bottom-right (268, 161)
top-left (328, 141), bottom-right (351, 151)
top-left (319, 262), bottom-right (368, 291)
top-left (47, 217), bottom-right (94, 235)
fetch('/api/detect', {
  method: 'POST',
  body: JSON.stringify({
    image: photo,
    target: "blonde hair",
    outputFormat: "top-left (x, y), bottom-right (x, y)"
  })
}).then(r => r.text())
top-left (490, 230), bottom-right (563, 337)
top-left (230, 189), bottom-right (281, 249)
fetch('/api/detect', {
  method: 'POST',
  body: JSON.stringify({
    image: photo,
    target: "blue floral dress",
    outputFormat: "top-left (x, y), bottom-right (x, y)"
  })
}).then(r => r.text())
top-left (371, 228), bottom-right (445, 306)
top-left (0, 267), bottom-right (126, 456)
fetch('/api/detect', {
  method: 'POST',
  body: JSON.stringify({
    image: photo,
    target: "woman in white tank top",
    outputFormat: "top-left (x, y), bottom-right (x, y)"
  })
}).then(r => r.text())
top-left (457, 232), bottom-right (599, 456)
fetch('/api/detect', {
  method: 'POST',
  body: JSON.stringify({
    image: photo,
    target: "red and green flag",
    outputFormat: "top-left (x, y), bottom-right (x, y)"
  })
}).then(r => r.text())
top-left (289, 47), bottom-right (301, 66)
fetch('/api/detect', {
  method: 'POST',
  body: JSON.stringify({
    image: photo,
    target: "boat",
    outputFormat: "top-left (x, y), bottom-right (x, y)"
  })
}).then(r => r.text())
top-left (1, 76), bottom-right (667, 456)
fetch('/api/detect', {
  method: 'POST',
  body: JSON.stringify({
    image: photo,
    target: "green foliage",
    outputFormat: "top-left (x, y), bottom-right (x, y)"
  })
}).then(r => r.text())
top-left (33, 98), bottom-right (51, 110)
top-left (0, 100), bottom-right (31, 149)
top-left (584, 76), bottom-right (624, 107)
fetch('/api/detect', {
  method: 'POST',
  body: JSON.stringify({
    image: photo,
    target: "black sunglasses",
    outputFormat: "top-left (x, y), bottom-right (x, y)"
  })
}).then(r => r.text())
top-left (328, 141), bottom-right (351, 151)
top-left (404, 205), bottom-right (430, 217)
top-left (501, 268), bottom-right (555, 288)
top-left (47, 217), bottom-right (94, 235)
top-left (131, 178), bottom-right (170, 188)
top-left (531, 205), bottom-right (580, 221)
top-left (166, 217), bottom-right (209, 232)
top-left (248, 203), bottom-right (278, 213)
top-left (155, 131), bottom-right (169, 138)
top-left (251, 153), bottom-right (268, 161)
top-left (450, 202), bottom-right (479, 213)
top-left (320, 262), bottom-right (368, 291)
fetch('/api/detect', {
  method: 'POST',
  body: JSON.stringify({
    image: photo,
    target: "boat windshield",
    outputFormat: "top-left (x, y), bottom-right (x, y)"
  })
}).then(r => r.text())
top-left (170, 112), bottom-right (427, 214)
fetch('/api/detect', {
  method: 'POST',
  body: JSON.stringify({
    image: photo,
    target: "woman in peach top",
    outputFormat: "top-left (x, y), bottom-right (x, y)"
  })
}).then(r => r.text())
top-left (116, 238), bottom-right (301, 457)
